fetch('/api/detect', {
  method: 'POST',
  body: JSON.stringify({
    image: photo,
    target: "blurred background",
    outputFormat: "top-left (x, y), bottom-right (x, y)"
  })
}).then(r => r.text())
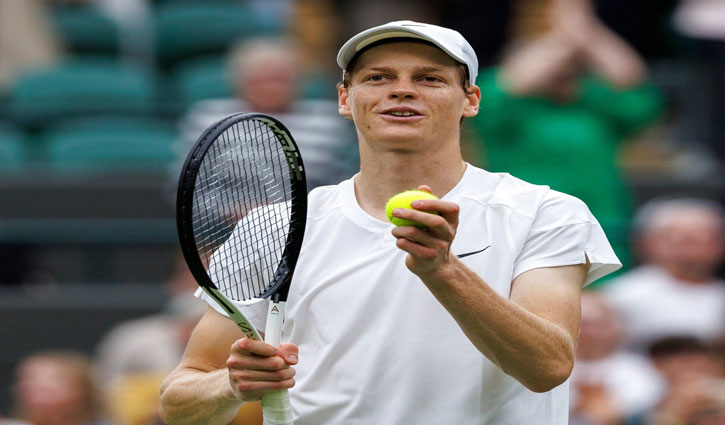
top-left (0, 0), bottom-right (722, 425)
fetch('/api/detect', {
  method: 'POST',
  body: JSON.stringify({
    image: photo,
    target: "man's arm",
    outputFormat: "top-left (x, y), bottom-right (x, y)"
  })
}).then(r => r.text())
top-left (390, 189), bottom-right (587, 392)
top-left (424, 259), bottom-right (586, 393)
top-left (551, 0), bottom-right (647, 87)
top-left (500, 0), bottom-right (647, 96)
top-left (498, 32), bottom-right (579, 96)
top-left (159, 306), bottom-right (298, 425)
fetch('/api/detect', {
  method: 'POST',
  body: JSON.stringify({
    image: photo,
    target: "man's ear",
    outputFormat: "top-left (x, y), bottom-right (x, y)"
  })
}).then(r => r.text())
top-left (337, 82), bottom-right (353, 119)
top-left (462, 85), bottom-right (481, 118)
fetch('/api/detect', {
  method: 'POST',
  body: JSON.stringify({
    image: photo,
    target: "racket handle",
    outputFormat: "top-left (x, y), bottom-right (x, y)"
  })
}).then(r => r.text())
top-left (262, 390), bottom-right (294, 425)
top-left (262, 301), bottom-right (293, 424)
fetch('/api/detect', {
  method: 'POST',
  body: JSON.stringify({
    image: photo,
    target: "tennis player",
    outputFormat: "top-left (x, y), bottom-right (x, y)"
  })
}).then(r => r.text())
top-left (160, 21), bottom-right (621, 425)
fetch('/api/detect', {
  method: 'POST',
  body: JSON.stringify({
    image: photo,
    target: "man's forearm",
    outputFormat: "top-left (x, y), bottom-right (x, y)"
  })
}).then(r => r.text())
top-left (159, 367), bottom-right (243, 425)
top-left (419, 258), bottom-right (580, 392)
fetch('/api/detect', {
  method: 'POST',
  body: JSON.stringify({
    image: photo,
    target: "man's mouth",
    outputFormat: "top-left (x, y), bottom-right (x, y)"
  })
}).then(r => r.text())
top-left (381, 107), bottom-right (423, 118)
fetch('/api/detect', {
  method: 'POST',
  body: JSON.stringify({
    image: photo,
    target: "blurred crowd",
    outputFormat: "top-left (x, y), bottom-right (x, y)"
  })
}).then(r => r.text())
top-left (0, 0), bottom-right (723, 424)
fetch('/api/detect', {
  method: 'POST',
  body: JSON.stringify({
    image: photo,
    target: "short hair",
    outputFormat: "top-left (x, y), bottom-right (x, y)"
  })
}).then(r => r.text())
top-left (648, 336), bottom-right (710, 359)
top-left (632, 197), bottom-right (724, 237)
top-left (14, 350), bottom-right (101, 422)
top-left (227, 37), bottom-right (299, 84)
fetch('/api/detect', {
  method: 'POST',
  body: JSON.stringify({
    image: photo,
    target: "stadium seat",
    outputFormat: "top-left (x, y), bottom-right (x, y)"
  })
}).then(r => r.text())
top-left (166, 54), bottom-right (342, 112)
top-left (153, 3), bottom-right (281, 68)
top-left (51, 4), bottom-right (121, 55)
top-left (0, 123), bottom-right (27, 170)
top-left (0, 92), bottom-right (9, 120)
top-left (39, 116), bottom-right (177, 173)
top-left (300, 74), bottom-right (340, 100)
top-left (166, 55), bottom-right (233, 114)
top-left (8, 59), bottom-right (157, 127)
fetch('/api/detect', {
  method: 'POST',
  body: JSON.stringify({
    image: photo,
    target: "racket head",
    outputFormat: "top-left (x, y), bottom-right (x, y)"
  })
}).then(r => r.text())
top-left (176, 112), bottom-right (307, 308)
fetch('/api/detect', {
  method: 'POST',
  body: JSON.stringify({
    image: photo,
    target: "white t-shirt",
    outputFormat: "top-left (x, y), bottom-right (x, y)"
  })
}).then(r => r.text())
top-left (603, 265), bottom-right (725, 350)
top-left (197, 164), bottom-right (621, 424)
top-left (571, 352), bottom-right (664, 417)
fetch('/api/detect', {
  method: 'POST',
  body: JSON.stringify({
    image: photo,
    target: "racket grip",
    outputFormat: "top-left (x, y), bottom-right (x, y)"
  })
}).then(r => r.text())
top-left (262, 301), bottom-right (293, 423)
top-left (262, 390), bottom-right (294, 425)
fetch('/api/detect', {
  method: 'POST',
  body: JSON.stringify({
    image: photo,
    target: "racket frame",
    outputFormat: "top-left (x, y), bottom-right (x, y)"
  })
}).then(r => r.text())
top-left (177, 112), bottom-right (307, 310)
top-left (176, 111), bottom-right (307, 341)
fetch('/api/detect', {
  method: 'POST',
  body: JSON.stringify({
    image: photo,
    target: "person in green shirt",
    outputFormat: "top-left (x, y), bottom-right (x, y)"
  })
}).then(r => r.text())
top-left (469, 0), bottom-right (663, 272)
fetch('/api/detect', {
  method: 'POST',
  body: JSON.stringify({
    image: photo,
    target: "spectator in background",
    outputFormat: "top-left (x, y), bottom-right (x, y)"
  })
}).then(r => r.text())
top-left (469, 0), bottom-right (662, 270)
top-left (175, 36), bottom-right (358, 191)
top-left (93, 254), bottom-right (206, 425)
top-left (603, 198), bottom-right (725, 351)
top-left (625, 337), bottom-right (725, 425)
top-left (8, 350), bottom-right (115, 425)
top-left (570, 291), bottom-right (664, 425)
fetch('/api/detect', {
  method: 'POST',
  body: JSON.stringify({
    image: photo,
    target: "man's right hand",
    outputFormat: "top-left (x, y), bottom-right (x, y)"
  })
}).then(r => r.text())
top-left (226, 338), bottom-right (298, 402)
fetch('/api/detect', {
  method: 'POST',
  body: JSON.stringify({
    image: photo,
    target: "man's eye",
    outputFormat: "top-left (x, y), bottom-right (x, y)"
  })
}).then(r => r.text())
top-left (369, 75), bottom-right (385, 81)
top-left (422, 76), bottom-right (441, 83)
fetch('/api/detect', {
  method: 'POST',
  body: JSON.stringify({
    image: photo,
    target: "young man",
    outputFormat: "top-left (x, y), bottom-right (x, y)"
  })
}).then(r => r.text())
top-left (159, 21), bottom-right (621, 425)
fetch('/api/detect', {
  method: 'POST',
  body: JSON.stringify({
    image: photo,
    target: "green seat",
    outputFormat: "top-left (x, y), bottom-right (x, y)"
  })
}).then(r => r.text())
top-left (166, 55), bottom-right (341, 114)
top-left (0, 91), bottom-right (9, 120)
top-left (41, 116), bottom-right (177, 173)
top-left (154, 3), bottom-right (281, 68)
top-left (8, 59), bottom-right (156, 127)
top-left (167, 55), bottom-right (233, 113)
top-left (51, 4), bottom-right (121, 55)
top-left (0, 123), bottom-right (27, 170)
top-left (300, 74), bottom-right (340, 100)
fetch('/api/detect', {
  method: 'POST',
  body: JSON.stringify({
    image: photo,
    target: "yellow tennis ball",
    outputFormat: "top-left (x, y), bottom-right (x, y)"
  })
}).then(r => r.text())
top-left (385, 190), bottom-right (439, 227)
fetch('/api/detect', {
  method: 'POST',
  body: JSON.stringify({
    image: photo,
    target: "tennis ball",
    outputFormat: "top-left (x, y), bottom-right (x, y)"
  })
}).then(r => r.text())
top-left (385, 190), bottom-right (439, 227)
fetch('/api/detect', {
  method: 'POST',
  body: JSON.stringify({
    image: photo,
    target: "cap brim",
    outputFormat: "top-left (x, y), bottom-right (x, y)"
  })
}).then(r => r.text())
top-left (337, 26), bottom-right (466, 72)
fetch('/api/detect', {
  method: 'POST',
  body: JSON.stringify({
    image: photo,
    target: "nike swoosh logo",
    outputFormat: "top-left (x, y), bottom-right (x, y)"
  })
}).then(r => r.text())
top-left (456, 245), bottom-right (491, 258)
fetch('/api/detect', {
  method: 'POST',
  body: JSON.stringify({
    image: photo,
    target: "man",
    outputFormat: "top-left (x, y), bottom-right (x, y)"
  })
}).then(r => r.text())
top-left (603, 198), bottom-right (725, 351)
top-left (159, 21), bottom-right (621, 425)
top-left (470, 0), bottom-right (662, 271)
top-left (175, 37), bottom-right (358, 191)
top-left (569, 291), bottom-right (664, 425)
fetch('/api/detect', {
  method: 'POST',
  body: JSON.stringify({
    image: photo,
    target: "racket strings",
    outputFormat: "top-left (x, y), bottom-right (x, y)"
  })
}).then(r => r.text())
top-left (191, 118), bottom-right (297, 302)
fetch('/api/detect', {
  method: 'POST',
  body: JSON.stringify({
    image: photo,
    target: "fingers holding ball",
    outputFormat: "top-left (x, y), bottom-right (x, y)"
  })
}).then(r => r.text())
top-left (385, 190), bottom-right (440, 227)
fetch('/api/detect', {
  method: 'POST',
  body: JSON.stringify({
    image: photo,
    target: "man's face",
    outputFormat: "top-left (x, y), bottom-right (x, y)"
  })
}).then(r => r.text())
top-left (14, 357), bottom-right (88, 421)
top-left (577, 292), bottom-right (622, 360)
top-left (642, 210), bottom-right (724, 282)
top-left (337, 42), bottom-right (480, 153)
top-left (241, 56), bottom-right (298, 113)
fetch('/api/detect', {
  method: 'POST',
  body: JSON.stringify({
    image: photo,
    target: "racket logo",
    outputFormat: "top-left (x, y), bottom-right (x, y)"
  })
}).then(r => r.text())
top-left (260, 118), bottom-right (305, 181)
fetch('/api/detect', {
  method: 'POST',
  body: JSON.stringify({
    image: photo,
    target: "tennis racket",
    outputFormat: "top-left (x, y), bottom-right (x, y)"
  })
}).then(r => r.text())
top-left (176, 112), bottom-right (307, 425)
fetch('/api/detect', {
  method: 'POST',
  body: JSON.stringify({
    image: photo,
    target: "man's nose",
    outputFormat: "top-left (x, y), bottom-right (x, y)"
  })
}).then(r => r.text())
top-left (389, 78), bottom-right (418, 99)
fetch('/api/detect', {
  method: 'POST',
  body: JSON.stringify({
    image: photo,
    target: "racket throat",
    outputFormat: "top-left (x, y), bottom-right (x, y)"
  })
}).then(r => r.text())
top-left (264, 300), bottom-right (287, 347)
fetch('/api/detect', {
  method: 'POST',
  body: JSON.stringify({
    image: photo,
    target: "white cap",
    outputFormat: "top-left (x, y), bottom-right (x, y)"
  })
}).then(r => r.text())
top-left (337, 20), bottom-right (478, 84)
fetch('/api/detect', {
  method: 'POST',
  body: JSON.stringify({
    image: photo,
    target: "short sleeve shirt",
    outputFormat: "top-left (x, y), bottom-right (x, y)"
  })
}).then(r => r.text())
top-left (197, 164), bottom-right (621, 424)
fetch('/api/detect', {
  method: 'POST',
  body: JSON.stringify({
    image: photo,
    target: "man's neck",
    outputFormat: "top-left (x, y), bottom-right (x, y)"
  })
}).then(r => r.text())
top-left (354, 144), bottom-right (466, 222)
